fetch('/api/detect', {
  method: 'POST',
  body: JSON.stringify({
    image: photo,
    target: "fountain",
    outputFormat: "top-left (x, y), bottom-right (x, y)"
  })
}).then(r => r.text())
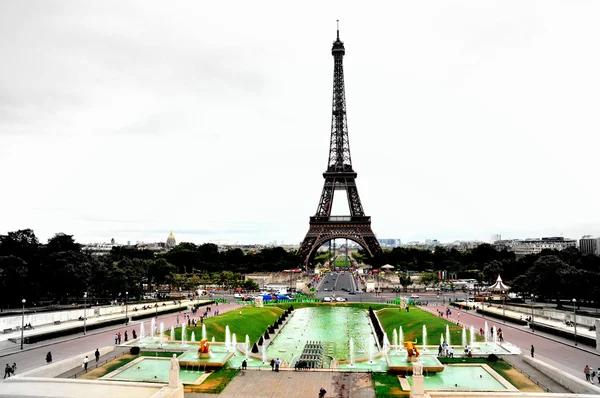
top-left (245, 335), bottom-right (250, 360)
top-left (462, 327), bottom-right (467, 348)
top-left (140, 321), bottom-right (145, 339)
top-left (440, 334), bottom-right (444, 346)
top-left (383, 333), bottom-right (390, 352)
top-left (484, 321), bottom-right (489, 344)
top-left (191, 332), bottom-right (195, 343)
top-left (181, 324), bottom-right (186, 346)
top-left (422, 325), bottom-right (427, 351)
top-left (225, 326), bottom-right (231, 352)
top-left (262, 345), bottom-right (267, 363)
top-left (212, 337), bottom-right (215, 343)
top-left (202, 324), bottom-right (207, 341)
top-left (492, 326), bottom-right (497, 348)
top-left (232, 333), bottom-right (237, 356)
top-left (349, 337), bottom-right (355, 367)
top-left (150, 318), bottom-right (156, 339)
top-left (399, 327), bottom-right (404, 345)
top-left (470, 325), bottom-right (475, 347)
top-left (159, 322), bottom-right (164, 345)
top-left (392, 329), bottom-right (399, 355)
top-left (367, 335), bottom-right (374, 364)
top-left (445, 324), bottom-right (451, 347)
top-left (170, 326), bottom-right (175, 342)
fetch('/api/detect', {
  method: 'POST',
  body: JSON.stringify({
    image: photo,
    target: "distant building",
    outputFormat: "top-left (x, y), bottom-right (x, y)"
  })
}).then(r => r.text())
top-left (579, 236), bottom-right (600, 255)
top-left (110, 238), bottom-right (115, 245)
top-left (495, 237), bottom-right (577, 258)
top-left (378, 238), bottom-right (402, 247)
top-left (491, 234), bottom-right (501, 243)
top-left (166, 231), bottom-right (176, 249)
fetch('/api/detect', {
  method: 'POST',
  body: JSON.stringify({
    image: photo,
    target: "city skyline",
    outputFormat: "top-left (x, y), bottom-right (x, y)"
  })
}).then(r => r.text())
top-left (2, 2), bottom-right (600, 246)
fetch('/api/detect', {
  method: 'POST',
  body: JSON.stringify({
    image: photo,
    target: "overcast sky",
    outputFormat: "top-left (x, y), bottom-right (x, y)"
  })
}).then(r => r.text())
top-left (1, 1), bottom-right (599, 246)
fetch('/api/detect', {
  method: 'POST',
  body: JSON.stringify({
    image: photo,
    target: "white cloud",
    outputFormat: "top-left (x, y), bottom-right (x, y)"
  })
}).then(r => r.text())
top-left (1, 1), bottom-right (599, 245)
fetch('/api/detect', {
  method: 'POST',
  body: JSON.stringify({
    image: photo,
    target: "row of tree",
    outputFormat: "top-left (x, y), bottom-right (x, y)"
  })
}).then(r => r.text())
top-left (0, 229), bottom-right (295, 307)
top-left (2, 229), bottom-right (599, 308)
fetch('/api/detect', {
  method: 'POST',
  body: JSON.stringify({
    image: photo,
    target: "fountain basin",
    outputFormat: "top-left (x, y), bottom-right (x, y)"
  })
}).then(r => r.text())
top-left (178, 348), bottom-right (233, 368)
top-left (103, 357), bottom-right (204, 384)
top-left (406, 364), bottom-right (518, 391)
top-left (386, 354), bottom-right (444, 374)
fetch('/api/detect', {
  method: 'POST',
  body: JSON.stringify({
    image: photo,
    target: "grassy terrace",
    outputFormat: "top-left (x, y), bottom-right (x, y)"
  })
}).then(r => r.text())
top-left (175, 305), bottom-right (284, 344)
top-left (174, 303), bottom-right (482, 347)
top-left (377, 307), bottom-right (484, 345)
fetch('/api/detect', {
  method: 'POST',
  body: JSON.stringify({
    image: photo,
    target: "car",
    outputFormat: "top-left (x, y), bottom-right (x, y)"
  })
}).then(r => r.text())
top-left (349, 291), bottom-right (358, 295)
top-left (410, 294), bottom-right (420, 299)
top-left (335, 297), bottom-right (347, 302)
top-left (233, 293), bottom-right (243, 299)
top-left (323, 297), bottom-right (333, 302)
top-left (323, 288), bottom-right (330, 291)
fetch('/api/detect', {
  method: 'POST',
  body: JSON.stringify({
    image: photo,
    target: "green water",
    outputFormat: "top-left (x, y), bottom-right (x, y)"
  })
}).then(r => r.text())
top-left (265, 307), bottom-right (377, 362)
top-left (109, 358), bottom-right (203, 384)
top-left (407, 365), bottom-right (508, 390)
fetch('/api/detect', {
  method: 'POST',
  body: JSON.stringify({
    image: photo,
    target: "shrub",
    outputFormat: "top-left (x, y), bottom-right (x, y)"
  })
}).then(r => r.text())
top-left (487, 353), bottom-right (498, 362)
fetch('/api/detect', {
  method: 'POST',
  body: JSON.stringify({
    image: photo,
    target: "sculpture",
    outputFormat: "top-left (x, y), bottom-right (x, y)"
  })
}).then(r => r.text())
top-left (170, 353), bottom-right (180, 371)
top-left (404, 341), bottom-right (420, 360)
top-left (198, 338), bottom-right (210, 355)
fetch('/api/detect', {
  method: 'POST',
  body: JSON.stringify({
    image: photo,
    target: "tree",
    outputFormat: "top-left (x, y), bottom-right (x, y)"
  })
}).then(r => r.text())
top-left (419, 272), bottom-right (439, 287)
top-left (398, 272), bottom-right (413, 292)
top-left (46, 233), bottom-right (81, 253)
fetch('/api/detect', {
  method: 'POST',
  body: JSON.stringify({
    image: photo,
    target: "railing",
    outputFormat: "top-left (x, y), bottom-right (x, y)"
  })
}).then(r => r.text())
top-left (69, 350), bottom-right (125, 379)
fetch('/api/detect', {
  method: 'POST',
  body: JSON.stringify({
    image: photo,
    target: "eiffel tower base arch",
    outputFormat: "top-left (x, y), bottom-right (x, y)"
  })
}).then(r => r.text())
top-left (298, 217), bottom-right (382, 267)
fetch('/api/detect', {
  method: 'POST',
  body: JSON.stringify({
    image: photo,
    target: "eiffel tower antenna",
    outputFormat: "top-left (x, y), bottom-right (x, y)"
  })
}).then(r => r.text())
top-left (298, 25), bottom-right (382, 268)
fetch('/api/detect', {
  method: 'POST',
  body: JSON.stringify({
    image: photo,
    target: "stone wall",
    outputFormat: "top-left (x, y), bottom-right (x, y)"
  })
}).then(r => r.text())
top-left (522, 355), bottom-right (600, 395)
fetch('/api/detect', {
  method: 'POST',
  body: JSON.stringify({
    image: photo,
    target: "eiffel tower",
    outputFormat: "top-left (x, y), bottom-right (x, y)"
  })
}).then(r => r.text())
top-left (298, 25), bottom-right (382, 267)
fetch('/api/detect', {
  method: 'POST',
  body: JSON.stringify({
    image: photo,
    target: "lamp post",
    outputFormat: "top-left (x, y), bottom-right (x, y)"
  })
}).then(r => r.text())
top-left (530, 294), bottom-right (535, 333)
top-left (125, 291), bottom-right (128, 325)
top-left (20, 299), bottom-right (26, 350)
top-left (83, 292), bottom-right (87, 335)
top-left (502, 290), bottom-right (506, 323)
top-left (572, 298), bottom-right (577, 346)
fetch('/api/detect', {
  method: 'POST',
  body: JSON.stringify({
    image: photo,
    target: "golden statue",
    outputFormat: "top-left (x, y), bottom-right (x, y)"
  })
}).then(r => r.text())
top-left (403, 341), bottom-right (420, 361)
top-left (198, 338), bottom-right (210, 354)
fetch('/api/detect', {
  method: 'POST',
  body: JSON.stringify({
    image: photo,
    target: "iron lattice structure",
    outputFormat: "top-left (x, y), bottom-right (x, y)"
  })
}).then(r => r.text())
top-left (298, 28), bottom-right (383, 267)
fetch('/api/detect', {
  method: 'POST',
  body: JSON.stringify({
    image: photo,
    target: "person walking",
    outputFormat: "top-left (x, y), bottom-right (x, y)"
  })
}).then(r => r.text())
top-left (584, 365), bottom-right (590, 381)
top-left (114, 333), bottom-right (118, 345)
top-left (124, 331), bottom-right (128, 342)
top-left (117, 332), bottom-right (122, 344)
top-left (4, 364), bottom-right (11, 379)
top-left (275, 358), bottom-right (280, 372)
top-left (241, 359), bottom-right (247, 370)
top-left (270, 358), bottom-right (275, 371)
top-left (11, 363), bottom-right (17, 376)
top-left (132, 329), bottom-right (137, 339)
top-left (530, 345), bottom-right (534, 358)
top-left (94, 349), bottom-right (100, 363)
top-left (83, 356), bottom-right (89, 372)
top-left (319, 387), bottom-right (327, 397)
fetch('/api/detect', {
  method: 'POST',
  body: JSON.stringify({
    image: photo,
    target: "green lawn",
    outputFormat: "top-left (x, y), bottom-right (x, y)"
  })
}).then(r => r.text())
top-left (185, 368), bottom-right (239, 394)
top-left (372, 372), bottom-right (408, 397)
top-left (175, 306), bottom-right (284, 345)
top-left (377, 307), bottom-right (482, 345)
top-left (334, 256), bottom-right (352, 267)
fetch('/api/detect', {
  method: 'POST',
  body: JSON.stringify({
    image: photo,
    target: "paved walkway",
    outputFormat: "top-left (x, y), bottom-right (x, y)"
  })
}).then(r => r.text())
top-left (456, 301), bottom-right (597, 341)
top-left (187, 369), bottom-right (375, 398)
top-left (55, 346), bottom-right (131, 379)
top-left (0, 299), bottom-right (197, 349)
